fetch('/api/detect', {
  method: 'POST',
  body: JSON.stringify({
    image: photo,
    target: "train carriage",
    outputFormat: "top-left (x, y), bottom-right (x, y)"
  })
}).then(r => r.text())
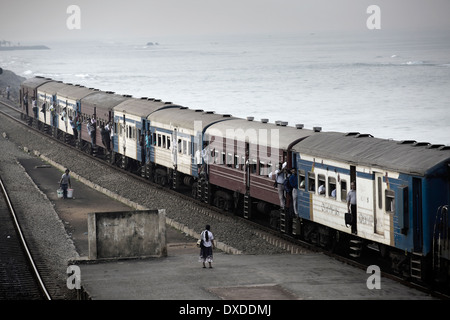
top-left (291, 132), bottom-right (450, 279)
top-left (147, 108), bottom-right (234, 188)
top-left (204, 118), bottom-right (313, 216)
top-left (79, 91), bottom-right (130, 154)
top-left (36, 81), bottom-right (71, 131)
top-left (20, 76), bottom-right (53, 121)
top-left (55, 84), bottom-right (97, 139)
top-left (113, 98), bottom-right (179, 170)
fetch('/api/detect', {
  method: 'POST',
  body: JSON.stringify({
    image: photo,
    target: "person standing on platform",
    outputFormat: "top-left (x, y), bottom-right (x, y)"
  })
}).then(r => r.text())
top-left (59, 169), bottom-right (72, 199)
top-left (199, 225), bottom-right (215, 268)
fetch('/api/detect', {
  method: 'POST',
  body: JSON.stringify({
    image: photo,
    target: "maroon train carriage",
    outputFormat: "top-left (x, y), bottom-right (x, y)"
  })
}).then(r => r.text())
top-left (204, 118), bottom-right (314, 218)
top-left (78, 91), bottom-right (130, 157)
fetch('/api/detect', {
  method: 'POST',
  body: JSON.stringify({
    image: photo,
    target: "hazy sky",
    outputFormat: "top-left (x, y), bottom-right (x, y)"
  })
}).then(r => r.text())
top-left (1, 0), bottom-right (450, 42)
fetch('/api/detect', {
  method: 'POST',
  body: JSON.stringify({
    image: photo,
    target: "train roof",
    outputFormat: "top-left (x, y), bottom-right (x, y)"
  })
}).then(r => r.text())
top-left (21, 77), bottom-right (54, 90)
top-left (55, 84), bottom-right (97, 100)
top-left (148, 108), bottom-right (236, 131)
top-left (114, 98), bottom-right (180, 117)
top-left (205, 118), bottom-right (314, 149)
top-left (81, 91), bottom-right (130, 109)
top-left (37, 81), bottom-right (73, 95)
top-left (292, 132), bottom-right (450, 176)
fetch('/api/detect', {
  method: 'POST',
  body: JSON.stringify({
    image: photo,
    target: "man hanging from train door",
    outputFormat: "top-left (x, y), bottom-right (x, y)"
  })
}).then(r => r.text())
top-left (347, 181), bottom-right (357, 235)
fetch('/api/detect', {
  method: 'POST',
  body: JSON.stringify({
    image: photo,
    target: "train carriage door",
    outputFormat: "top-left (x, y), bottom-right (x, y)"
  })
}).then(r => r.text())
top-left (374, 172), bottom-right (384, 235)
top-left (172, 128), bottom-right (178, 167)
top-left (245, 142), bottom-right (250, 191)
top-left (413, 178), bottom-right (423, 251)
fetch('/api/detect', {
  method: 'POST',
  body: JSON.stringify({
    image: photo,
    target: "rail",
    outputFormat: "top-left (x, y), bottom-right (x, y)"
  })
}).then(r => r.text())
top-left (0, 174), bottom-right (51, 300)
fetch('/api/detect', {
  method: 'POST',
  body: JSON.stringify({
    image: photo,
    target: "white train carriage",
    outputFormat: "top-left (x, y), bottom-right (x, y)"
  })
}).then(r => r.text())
top-left (113, 98), bottom-right (179, 165)
top-left (36, 81), bottom-right (70, 128)
top-left (56, 84), bottom-right (97, 136)
top-left (147, 108), bottom-right (234, 180)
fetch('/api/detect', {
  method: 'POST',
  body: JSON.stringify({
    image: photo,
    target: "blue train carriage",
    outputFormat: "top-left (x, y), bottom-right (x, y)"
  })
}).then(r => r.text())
top-left (20, 76), bottom-right (54, 123)
top-left (36, 81), bottom-right (72, 134)
top-left (147, 108), bottom-right (233, 191)
top-left (292, 132), bottom-right (450, 282)
top-left (113, 98), bottom-right (179, 172)
top-left (55, 84), bottom-right (97, 143)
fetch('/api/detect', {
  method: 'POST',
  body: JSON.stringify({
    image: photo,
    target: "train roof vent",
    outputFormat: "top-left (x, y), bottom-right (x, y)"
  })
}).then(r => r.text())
top-left (261, 118), bottom-right (269, 123)
top-left (195, 109), bottom-right (203, 112)
top-left (140, 97), bottom-right (148, 100)
top-left (281, 121), bottom-right (288, 126)
top-left (105, 91), bottom-right (115, 94)
top-left (399, 140), bottom-right (416, 145)
top-left (36, 76), bottom-right (45, 79)
top-left (412, 142), bottom-right (430, 147)
top-left (296, 124), bottom-right (304, 129)
top-left (164, 102), bottom-right (172, 104)
top-left (223, 114), bottom-right (232, 117)
top-left (247, 116), bottom-right (254, 121)
top-left (205, 111), bottom-right (215, 114)
top-left (122, 94), bottom-right (133, 98)
top-left (313, 126), bottom-right (322, 132)
top-left (355, 133), bottom-right (373, 138)
top-left (275, 120), bottom-right (282, 126)
top-left (438, 145), bottom-right (450, 151)
top-left (179, 106), bottom-right (188, 110)
top-left (147, 98), bottom-right (154, 101)
top-left (345, 132), bottom-right (359, 136)
top-left (427, 144), bottom-right (444, 149)
top-left (154, 99), bottom-right (161, 102)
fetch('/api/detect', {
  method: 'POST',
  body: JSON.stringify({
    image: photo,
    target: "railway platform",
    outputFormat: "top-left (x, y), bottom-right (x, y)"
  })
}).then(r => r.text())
top-left (20, 157), bottom-right (437, 302)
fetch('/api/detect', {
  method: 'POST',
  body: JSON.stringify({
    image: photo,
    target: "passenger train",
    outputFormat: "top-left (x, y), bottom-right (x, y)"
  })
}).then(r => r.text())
top-left (20, 76), bottom-right (450, 288)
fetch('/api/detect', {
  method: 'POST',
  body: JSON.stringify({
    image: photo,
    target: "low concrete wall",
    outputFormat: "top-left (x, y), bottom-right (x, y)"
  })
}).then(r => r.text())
top-left (88, 209), bottom-right (167, 260)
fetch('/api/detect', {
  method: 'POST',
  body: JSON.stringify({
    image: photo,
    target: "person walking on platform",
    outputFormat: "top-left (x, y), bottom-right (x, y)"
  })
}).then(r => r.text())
top-left (199, 225), bottom-right (215, 268)
top-left (59, 169), bottom-right (72, 199)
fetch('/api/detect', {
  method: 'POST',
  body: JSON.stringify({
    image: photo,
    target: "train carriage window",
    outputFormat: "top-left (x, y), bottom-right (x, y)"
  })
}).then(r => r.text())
top-left (167, 137), bottom-right (171, 150)
top-left (318, 174), bottom-right (326, 195)
top-left (234, 155), bottom-right (240, 169)
top-left (221, 152), bottom-right (226, 165)
top-left (162, 135), bottom-right (166, 148)
top-left (183, 140), bottom-right (188, 155)
top-left (178, 139), bottom-right (182, 153)
top-left (341, 180), bottom-right (347, 202)
top-left (298, 170), bottom-right (305, 190)
top-left (250, 159), bottom-right (257, 174)
top-left (227, 153), bottom-right (233, 167)
top-left (152, 132), bottom-right (156, 145)
top-left (378, 177), bottom-right (383, 210)
top-left (157, 134), bottom-right (161, 147)
top-left (385, 189), bottom-right (395, 213)
top-left (328, 177), bottom-right (337, 198)
top-left (308, 172), bottom-right (316, 193)
top-left (259, 161), bottom-right (266, 175)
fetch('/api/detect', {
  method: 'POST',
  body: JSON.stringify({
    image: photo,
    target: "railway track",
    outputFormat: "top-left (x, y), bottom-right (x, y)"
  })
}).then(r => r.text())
top-left (0, 98), bottom-right (448, 299)
top-left (0, 174), bottom-right (51, 300)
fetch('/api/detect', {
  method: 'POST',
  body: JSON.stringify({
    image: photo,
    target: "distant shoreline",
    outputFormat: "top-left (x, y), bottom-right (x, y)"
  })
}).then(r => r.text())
top-left (0, 45), bottom-right (50, 51)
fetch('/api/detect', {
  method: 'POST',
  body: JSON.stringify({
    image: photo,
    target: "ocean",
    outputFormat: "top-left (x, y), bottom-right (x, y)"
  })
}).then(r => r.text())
top-left (1, 31), bottom-right (450, 145)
